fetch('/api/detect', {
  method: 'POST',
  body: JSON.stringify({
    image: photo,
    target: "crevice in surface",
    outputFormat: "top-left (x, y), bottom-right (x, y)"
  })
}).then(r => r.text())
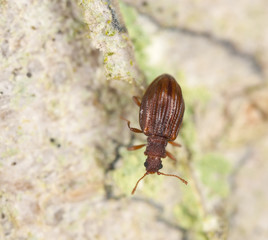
top-left (131, 196), bottom-right (189, 239)
top-left (103, 134), bottom-right (136, 199)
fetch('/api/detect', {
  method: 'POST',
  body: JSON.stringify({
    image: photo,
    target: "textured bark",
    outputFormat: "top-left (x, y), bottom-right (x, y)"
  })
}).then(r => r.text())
top-left (1, 0), bottom-right (268, 240)
top-left (79, 0), bottom-right (144, 88)
top-left (0, 0), bottom-right (136, 239)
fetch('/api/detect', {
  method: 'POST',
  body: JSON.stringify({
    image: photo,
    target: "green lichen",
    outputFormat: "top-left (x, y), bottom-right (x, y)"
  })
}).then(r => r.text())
top-left (112, 149), bottom-right (163, 197)
top-left (196, 153), bottom-right (232, 198)
top-left (180, 105), bottom-right (197, 151)
top-left (112, 150), bottom-right (143, 195)
top-left (1, 148), bottom-right (19, 158)
top-left (178, 79), bottom-right (211, 151)
top-left (178, 72), bottom-right (211, 105)
top-left (174, 187), bottom-right (203, 230)
top-left (67, 21), bottom-right (87, 42)
top-left (105, 28), bottom-right (116, 37)
top-left (105, 62), bottom-right (113, 73)
top-left (26, 232), bottom-right (39, 240)
top-left (103, 56), bottom-right (108, 63)
top-left (119, 2), bottom-right (151, 80)
top-left (10, 76), bottom-right (36, 109)
top-left (104, 52), bottom-right (115, 63)
top-left (173, 152), bottom-right (231, 237)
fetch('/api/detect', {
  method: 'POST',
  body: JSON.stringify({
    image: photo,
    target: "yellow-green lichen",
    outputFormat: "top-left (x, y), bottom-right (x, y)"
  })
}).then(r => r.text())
top-left (103, 52), bottom-right (115, 64)
top-left (174, 187), bottom-right (204, 230)
top-left (177, 81), bottom-right (212, 151)
top-left (66, 21), bottom-right (87, 42)
top-left (105, 28), bottom-right (116, 37)
top-left (173, 151), bottom-right (231, 238)
top-left (181, 83), bottom-right (212, 107)
top-left (103, 56), bottom-right (108, 63)
top-left (174, 191), bottom-right (210, 240)
top-left (119, 2), bottom-right (151, 78)
top-left (1, 148), bottom-right (19, 158)
top-left (112, 149), bottom-right (163, 197)
top-left (196, 153), bottom-right (232, 198)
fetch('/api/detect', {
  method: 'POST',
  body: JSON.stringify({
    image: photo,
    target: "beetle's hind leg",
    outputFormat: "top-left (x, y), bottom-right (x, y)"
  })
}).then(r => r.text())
top-left (132, 96), bottom-right (141, 107)
top-left (121, 117), bottom-right (143, 133)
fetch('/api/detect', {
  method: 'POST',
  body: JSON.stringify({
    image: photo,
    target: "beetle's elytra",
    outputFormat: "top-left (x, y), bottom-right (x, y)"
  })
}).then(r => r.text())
top-left (123, 74), bottom-right (188, 194)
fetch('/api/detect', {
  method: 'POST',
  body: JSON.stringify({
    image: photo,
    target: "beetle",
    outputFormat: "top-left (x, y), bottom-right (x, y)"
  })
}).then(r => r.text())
top-left (122, 73), bottom-right (188, 194)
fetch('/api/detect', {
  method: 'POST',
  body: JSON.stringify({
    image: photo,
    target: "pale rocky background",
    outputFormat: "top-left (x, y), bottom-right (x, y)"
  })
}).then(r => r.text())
top-left (0, 0), bottom-right (268, 240)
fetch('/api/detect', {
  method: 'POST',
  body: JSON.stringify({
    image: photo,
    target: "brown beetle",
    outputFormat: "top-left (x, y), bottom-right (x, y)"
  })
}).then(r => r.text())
top-left (123, 74), bottom-right (187, 194)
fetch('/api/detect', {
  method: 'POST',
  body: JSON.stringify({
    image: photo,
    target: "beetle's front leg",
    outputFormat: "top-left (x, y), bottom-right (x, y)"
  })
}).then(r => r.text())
top-left (121, 117), bottom-right (143, 133)
top-left (127, 144), bottom-right (146, 151)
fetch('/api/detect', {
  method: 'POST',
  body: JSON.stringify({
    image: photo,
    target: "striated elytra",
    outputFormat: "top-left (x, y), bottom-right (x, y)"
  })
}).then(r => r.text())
top-left (122, 74), bottom-right (187, 194)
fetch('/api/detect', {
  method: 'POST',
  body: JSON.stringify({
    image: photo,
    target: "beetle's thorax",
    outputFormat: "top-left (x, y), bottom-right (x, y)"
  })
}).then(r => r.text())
top-left (144, 135), bottom-right (167, 158)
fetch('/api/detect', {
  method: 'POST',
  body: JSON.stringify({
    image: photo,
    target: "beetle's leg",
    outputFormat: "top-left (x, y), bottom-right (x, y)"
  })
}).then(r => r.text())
top-left (132, 96), bottom-right (141, 107)
top-left (127, 144), bottom-right (146, 151)
top-left (121, 117), bottom-right (143, 133)
top-left (166, 151), bottom-right (177, 162)
top-left (168, 141), bottom-right (181, 147)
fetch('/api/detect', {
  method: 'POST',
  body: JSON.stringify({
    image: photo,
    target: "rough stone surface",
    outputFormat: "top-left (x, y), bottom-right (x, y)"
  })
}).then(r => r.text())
top-left (0, 0), bottom-right (267, 240)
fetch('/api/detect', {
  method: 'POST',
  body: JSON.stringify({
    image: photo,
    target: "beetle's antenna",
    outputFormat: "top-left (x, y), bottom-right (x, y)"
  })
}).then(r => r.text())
top-left (131, 172), bottom-right (148, 195)
top-left (157, 171), bottom-right (188, 185)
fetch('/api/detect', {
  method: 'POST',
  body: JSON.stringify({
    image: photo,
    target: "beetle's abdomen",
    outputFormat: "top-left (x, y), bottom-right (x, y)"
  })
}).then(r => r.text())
top-left (139, 74), bottom-right (184, 141)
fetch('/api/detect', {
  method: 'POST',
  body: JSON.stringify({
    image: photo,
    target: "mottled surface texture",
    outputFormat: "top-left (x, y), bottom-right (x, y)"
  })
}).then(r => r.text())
top-left (0, 0), bottom-right (267, 240)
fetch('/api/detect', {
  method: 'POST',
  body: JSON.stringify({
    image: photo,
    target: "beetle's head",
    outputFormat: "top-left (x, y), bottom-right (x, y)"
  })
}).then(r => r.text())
top-left (131, 156), bottom-right (188, 195)
top-left (144, 156), bottom-right (163, 173)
